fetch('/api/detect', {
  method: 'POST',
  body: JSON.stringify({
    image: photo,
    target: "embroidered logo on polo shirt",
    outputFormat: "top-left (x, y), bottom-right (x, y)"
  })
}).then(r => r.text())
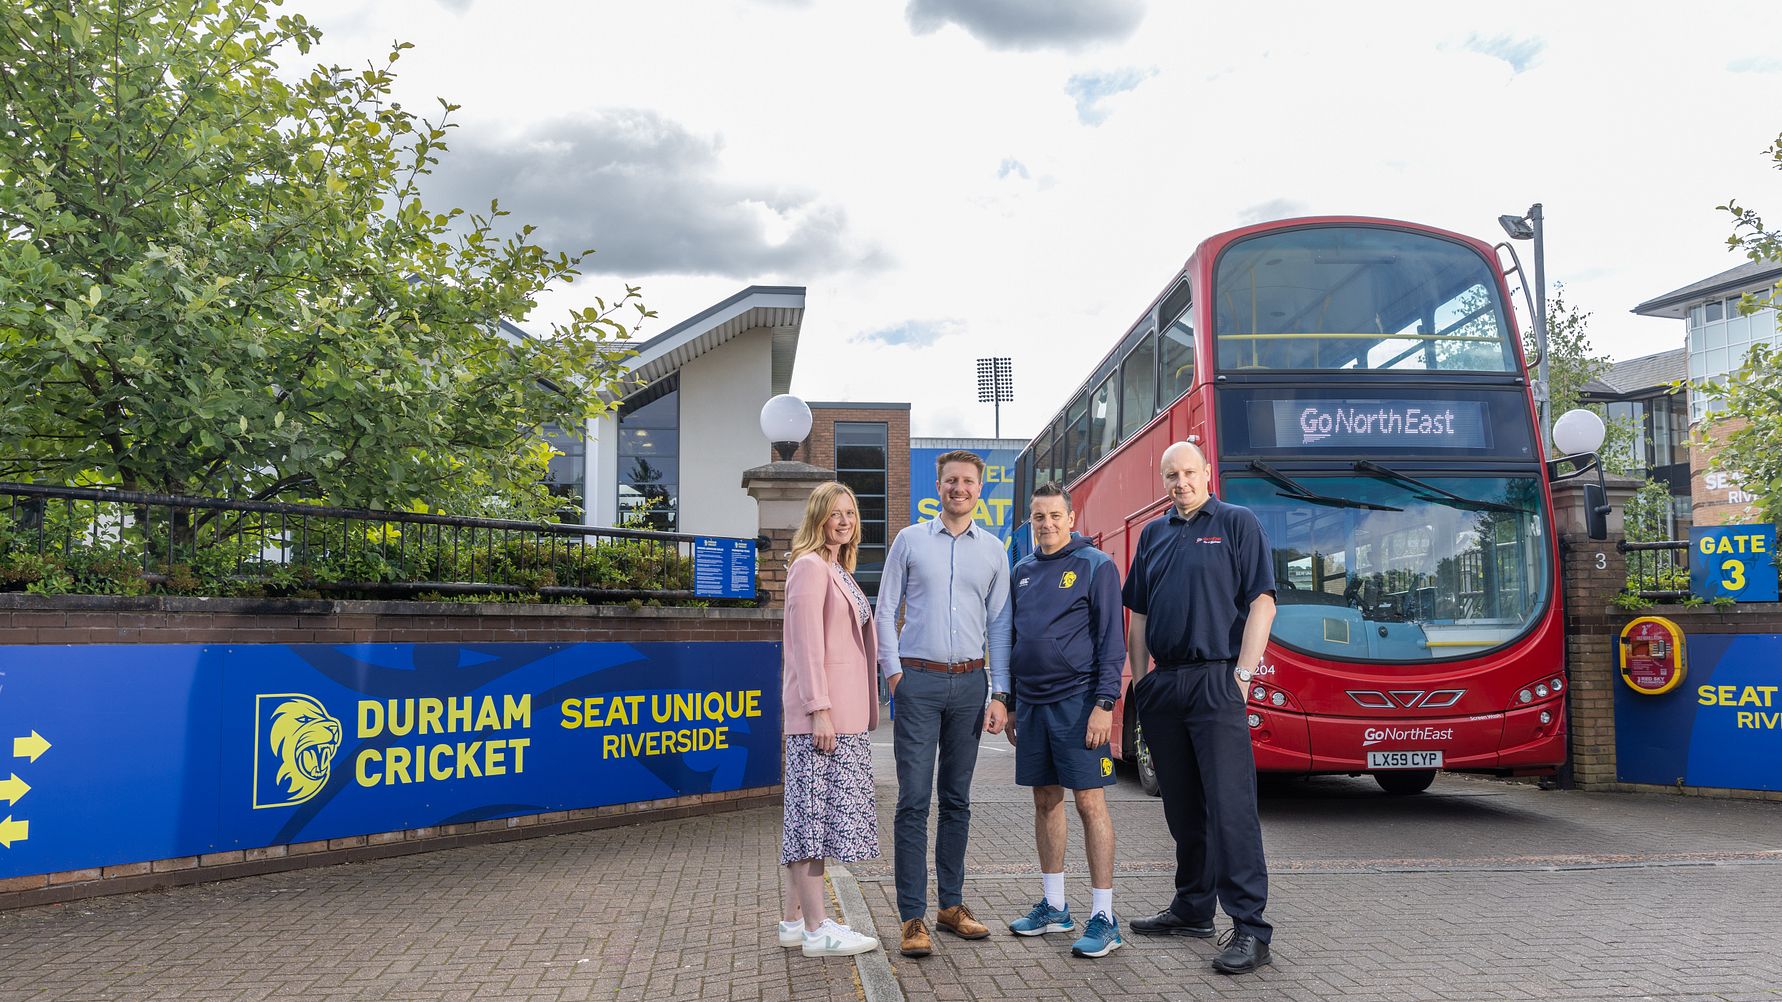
top-left (1018, 577), bottom-right (1031, 588)
top-left (1059, 571), bottom-right (1077, 588)
top-left (1196, 536), bottom-right (1224, 544)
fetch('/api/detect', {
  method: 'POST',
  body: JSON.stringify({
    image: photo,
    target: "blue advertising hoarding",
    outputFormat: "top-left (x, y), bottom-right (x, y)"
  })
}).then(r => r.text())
top-left (1615, 633), bottom-right (1782, 791)
top-left (0, 642), bottom-right (781, 878)
top-left (1688, 524), bottom-right (1778, 602)
top-left (909, 447), bottom-right (1022, 543)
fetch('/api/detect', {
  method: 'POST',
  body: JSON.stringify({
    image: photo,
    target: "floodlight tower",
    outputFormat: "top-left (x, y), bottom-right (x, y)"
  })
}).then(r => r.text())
top-left (976, 356), bottom-right (1014, 438)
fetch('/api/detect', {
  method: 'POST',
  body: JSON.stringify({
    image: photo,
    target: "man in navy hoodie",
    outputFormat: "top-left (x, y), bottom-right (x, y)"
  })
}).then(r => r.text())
top-left (986, 481), bottom-right (1127, 958)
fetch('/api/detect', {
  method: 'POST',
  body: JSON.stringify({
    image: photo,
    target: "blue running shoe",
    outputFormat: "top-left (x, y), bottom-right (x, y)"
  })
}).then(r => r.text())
top-left (1071, 912), bottom-right (1123, 958)
top-left (1008, 899), bottom-right (1073, 936)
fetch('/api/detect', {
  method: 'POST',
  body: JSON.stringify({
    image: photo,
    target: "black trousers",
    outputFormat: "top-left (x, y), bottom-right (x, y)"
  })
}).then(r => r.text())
top-left (1134, 662), bottom-right (1272, 942)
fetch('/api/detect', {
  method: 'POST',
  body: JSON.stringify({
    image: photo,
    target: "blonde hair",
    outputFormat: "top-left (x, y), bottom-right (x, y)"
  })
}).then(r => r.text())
top-left (789, 481), bottom-right (860, 572)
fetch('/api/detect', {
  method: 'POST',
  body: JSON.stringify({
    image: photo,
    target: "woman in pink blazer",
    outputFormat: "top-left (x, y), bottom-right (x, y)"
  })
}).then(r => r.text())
top-left (777, 481), bottom-right (883, 958)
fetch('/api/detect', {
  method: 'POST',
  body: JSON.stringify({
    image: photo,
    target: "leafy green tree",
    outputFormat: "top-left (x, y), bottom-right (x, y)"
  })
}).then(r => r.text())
top-left (0, 1), bottom-right (647, 512)
top-left (1522, 284), bottom-right (1640, 473)
top-left (1704, 131), bottom-right (1782, 527)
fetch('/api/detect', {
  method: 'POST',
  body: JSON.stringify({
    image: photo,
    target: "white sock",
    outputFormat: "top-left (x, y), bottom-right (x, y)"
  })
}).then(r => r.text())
top-left (1091, 887), bottom-right (1113, 920)
top-left (1042, 872), bottom-right (1066, 911)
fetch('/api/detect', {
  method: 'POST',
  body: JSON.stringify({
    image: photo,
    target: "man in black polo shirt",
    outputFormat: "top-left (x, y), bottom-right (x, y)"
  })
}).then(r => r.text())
top-left (1122, 441), bottom-right (1278, 975)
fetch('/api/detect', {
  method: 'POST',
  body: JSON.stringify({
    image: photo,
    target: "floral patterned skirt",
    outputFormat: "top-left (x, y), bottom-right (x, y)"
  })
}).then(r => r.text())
top-left (781, 733), bottom-right (880, 865)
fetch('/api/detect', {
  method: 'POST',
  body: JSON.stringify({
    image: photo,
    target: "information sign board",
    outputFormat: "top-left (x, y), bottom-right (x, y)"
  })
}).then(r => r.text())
top-left (693, 536), bottom-right (757, 599)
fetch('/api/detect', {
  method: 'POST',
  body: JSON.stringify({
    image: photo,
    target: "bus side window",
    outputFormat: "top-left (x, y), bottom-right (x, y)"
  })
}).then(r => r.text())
top-left (1120, 332), bottom-right (1157, 439)
top-left (1064, 393), bottom-right (1090, 482)
top-left (1088, 372), bottom-right (1117, 464)
top-left (1160, 303), bottom-right (1195, 404)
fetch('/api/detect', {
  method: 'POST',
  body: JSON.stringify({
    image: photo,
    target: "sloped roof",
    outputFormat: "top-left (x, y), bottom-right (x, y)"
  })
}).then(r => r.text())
top-left (1580, 347), bottom-right (1688, 399)
top-left (623, 286), bottom-right (805, 398)
top-left (1633, 260), bottom-right (1782, 318)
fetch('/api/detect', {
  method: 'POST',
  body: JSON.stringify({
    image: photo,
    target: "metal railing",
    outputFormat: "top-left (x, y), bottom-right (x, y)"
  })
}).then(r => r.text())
top-left (1618, 538), bottom-right (1690, 602)
top-left (0, 481), bottom-right (757, 602)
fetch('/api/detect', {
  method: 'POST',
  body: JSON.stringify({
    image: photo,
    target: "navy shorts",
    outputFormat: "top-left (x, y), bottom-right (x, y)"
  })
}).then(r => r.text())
top-left (1014, 691), bottom-right (1116, 790)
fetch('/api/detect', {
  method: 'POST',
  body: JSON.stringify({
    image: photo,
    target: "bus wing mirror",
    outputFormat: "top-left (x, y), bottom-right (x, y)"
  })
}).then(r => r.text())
top-left (1583, 482), bottom-right (1609, 541)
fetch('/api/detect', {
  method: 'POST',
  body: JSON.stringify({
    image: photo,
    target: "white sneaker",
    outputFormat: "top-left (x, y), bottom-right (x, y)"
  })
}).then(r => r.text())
top-left (802, 919), bottom-right (880, 957)
top-left (779, 919), bottom-right (804, 947)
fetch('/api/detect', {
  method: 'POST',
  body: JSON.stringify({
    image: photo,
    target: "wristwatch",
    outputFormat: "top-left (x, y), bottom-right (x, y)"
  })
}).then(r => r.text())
top-left (1234, 666), bottom-right (1255, 684)
top-left (1094, 696), bottom-right (1116, 712)
top-left (990, 691), bottom-right (1013, 708)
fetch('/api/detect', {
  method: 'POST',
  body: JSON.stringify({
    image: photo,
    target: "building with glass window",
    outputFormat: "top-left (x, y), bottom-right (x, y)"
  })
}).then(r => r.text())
top-left (1579, 348), bottom-right (1691, 533)
top-left (1634, 260), bottom-right (1781, 525)
top-left (541, 286), bottom-right (805, 538)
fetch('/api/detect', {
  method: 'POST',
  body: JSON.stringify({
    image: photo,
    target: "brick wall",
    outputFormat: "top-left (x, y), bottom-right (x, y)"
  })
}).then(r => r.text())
top-left (0, 594), bottom-right (785, 909)
top-left (793, 405), bottom-right (912, 537)
top-left (1689, 415), bottom-right (1762, 527)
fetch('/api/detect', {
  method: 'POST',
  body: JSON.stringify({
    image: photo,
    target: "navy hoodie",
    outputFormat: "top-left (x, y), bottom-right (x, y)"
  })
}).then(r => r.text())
top-left (1010, 534), bottom-right (1126, 705)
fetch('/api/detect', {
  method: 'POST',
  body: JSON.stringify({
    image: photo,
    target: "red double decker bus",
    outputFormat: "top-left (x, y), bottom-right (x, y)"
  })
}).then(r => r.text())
top-left (1014, 216), bottom-right (1569, 795)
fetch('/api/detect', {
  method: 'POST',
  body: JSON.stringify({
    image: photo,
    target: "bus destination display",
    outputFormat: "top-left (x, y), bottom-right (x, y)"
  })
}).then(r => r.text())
top-left (1255, 399), bottom-right (1492, 451)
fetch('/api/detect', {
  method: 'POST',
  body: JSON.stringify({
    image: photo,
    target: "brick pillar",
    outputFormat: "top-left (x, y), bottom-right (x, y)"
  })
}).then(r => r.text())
top-left (1553, 474), bottom-right (1644, 788)
top-left (743, 460), bottom-right (835, 611)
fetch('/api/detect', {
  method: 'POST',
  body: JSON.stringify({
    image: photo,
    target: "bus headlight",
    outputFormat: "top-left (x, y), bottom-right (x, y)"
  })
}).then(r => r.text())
top-left (1539, 711), bottom-right (1552, 724)
top-left (1246, 713), bottom-right (1262, 728)
top-left (1550, 677), bottom-right (1564, 692)
top-left (1252, 685), bottom-right (1266, 701)
top-left (1270, 691), bottom-right (1286, 707)
top-left (1519, 689), bottom-right (1533, 704)
top-left (1535, 684), bottom-right (1550, 698)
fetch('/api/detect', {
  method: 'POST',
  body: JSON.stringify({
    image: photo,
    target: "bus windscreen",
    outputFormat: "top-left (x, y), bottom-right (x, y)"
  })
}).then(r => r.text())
top-left (1213, 226), bottom-right (1517, 373)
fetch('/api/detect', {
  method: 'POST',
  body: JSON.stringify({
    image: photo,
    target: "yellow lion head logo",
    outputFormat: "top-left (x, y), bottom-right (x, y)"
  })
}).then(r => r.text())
top-left (1060, 571), bottom-right (1078, 589)
top-left (266, 696), bottom-right (343, 806)
top-left (1100, 757), bottom-right (1114, 777)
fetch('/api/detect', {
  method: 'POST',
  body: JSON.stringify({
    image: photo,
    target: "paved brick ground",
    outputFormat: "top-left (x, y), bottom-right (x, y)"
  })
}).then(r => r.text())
top-left (1, 724), bottom-right (1779, 1001)
top-left (858, 735), bottom-right (1782, 1002)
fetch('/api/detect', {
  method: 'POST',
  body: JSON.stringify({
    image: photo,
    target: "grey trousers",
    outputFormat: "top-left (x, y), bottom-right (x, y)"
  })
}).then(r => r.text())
top-left (892, 665), bottom-right (987, 921)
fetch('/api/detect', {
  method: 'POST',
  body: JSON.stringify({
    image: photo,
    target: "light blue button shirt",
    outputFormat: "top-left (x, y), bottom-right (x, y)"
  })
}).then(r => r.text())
top-left (875, 517), bottom-right (1013, 693)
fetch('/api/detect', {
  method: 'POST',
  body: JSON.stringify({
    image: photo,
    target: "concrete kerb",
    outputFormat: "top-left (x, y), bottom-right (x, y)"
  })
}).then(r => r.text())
top-left (831, 864), bottom-right (904, 1002)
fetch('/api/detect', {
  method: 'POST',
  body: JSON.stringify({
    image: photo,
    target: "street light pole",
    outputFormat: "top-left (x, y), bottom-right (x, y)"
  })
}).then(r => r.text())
top-left (1530, 203), bottom-right (1551, 452)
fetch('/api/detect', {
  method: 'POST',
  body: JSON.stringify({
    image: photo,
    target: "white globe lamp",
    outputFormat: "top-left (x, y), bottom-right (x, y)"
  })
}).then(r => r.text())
top-left (1551, 408), bottom-right (1606, 458)
top-left (760, 394), bottom-right (813, 462)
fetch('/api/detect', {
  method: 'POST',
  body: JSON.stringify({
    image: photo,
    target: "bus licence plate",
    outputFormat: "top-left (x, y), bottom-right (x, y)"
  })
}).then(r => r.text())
top-left (1367, 750), bottom-right (1442, 770)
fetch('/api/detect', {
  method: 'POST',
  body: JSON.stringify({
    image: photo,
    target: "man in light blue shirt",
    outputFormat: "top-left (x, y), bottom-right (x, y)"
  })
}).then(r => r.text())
top-left (877, 450), bottom-right (1012, 957)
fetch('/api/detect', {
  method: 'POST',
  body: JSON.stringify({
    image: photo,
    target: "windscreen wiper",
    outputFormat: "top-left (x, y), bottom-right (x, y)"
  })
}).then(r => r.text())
top-left (1351, 460), bottom-right (1527, 515)
top-left (1247, 461), bottom-right (1403, 512)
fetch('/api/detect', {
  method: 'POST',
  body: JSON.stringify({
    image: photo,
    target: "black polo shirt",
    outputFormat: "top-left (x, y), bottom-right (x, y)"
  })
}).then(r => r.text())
top-left (1121, 495), bottom-right (1276, 665)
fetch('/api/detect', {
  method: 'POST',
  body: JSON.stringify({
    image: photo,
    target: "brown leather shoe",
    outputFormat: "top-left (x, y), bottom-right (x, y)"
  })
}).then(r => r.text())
top-left (936, 904), bottom-right (991, 940)
top-left (900, 918), bottom-right (933, 957)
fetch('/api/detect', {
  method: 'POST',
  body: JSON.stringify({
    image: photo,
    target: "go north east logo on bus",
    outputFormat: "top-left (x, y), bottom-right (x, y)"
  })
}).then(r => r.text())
top-left (252, 693), bottom-right (344, 809)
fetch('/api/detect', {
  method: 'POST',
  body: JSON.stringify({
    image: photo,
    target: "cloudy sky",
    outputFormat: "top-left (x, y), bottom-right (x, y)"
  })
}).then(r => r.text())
top-left (297, 0), bottom-right (1782, 438)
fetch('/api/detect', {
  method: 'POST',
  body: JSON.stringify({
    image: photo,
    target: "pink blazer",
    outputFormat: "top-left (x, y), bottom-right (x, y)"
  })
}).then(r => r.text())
top-left (782, 552), bottom-right (880, 735)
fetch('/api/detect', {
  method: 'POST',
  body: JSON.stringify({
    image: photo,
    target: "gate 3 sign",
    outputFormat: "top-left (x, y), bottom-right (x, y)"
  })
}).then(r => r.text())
top-left (0, 642), bottom-right (781, 879)
top-left (1689, 524), bottom-right (1778, 602)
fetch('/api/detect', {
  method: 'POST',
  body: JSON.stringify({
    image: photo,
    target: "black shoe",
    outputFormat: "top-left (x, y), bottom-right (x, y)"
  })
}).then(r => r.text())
top-left (1129, 909), bottom-right (1215, 938)
top-left (1211, 930), bottom-right (1272, 974)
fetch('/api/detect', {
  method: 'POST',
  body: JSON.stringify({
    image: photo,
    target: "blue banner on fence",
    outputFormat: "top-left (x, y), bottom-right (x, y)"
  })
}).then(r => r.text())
top-left (0, 642), bottom-right (781, 878)
top-left (694, 537), bottom-right (757, 599)
top-left (909, 447), bottom-right (1022, 542)
top-left (1615, 633), bottom-right (1782, 792)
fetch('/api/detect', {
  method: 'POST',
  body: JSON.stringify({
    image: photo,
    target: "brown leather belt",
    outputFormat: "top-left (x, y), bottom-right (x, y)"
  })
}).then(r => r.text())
top-left (900, 656), bottom-right (986, 674)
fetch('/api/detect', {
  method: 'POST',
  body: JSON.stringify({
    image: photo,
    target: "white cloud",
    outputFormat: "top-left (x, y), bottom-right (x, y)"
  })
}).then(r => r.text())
top-left (294, 0), bottom-right (1782, 437)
